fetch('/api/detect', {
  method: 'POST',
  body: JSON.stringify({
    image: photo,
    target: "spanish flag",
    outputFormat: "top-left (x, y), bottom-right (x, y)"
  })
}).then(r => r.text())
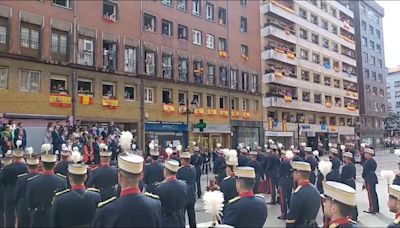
top-left (79, 95), bottom-right (93, 105)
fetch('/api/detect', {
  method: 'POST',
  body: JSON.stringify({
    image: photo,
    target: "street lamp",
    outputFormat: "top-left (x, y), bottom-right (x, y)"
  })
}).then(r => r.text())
top-left (179, 96), bottom-right (198, 147)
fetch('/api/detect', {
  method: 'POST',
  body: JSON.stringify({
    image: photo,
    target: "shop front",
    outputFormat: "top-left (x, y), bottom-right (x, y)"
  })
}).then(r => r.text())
top-left (264, 131), bottom-right (294, 149)
top-left (192, 124), bottom-right (231, 150)
top-left (231, 120), bottom-right (263, 150)
top-left (145, 122), bottom-right (188, 149)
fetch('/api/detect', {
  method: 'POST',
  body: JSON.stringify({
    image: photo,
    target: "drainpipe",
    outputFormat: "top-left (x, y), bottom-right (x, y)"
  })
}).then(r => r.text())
top-left (139, 0), bottom-right (145, 152)
top-left (71, 0), bottom-right (78, 124)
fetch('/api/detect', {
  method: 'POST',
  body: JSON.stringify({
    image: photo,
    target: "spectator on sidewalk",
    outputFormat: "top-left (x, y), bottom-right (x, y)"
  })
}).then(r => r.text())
top-left (14, 122), bottom-right (27, 150)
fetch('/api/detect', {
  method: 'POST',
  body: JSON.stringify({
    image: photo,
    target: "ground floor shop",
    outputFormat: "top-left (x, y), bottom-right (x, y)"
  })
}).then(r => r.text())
top-left (145, 122), bottom-right (188, 149)
top-left (192, 124), bottom-right (231, 150)
top-left (231, 121), bottom-right (263, 150)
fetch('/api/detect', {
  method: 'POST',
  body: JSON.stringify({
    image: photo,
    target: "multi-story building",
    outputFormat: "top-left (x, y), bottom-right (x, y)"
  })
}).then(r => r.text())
top-left (0, 0), bottom-right (263, 151)
top-left (354, 0), bottom-right (388, 147)
top-left (387, 68), bottom-right (400, 116)
top-left (261, 0), bottom-right (359, 149)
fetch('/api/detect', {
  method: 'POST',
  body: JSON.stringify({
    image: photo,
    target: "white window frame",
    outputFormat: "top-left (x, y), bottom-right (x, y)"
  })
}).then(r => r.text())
top-left (242, 99), bottom-right (248, 111)
top-left (206, 34), bottom-right (214, 49)
top-left (161, 19), bottom-right (173, 37)
top-left (144, 87), bottom-right (154, 103)
top-left (78, 37), bottom-right (94, 66)
top-left (193, 93), bottom-right (201, 106)
top-left (124, 85), bottom-right (136, 101)
top-left (250, 100), bottom-right (258, 111)
top-left (0, 25), bottom-right (7, 44)
top-left (230, 69), bottom-right (238, 90)
top-left (162, 0), bottom-right (172, 6)
top-left (0, 67), bottom-right (8, 89)
top-left (192, 29), bottom-right (202, 45)
top-left (206, 3), bottom-right (214, 21)
top-left (192, 0), bottom-right (201, 16)
top-left (50, 75), bottom-right (67, 93)
top-left (53, 0), bottom-right (71, 8)
top-left (206, 95), bottom-right (214, 108)
top-left (124, 46), bottom-right (137, 73)
top-left (77, 78), bottom-right (93, 94)
top-left (144, 50), bottom-right (156, 76)
top-left (102, 81), bottom-right (116, 98)
top-left (177, 0), bottom-right (187, 11)
top-left (19, 69), bottom-right (40, 92)
top-left (162, 54), bottom-right (173, 79)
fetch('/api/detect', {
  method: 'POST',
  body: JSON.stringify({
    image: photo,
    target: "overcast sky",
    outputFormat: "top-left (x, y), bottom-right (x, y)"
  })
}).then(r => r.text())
top-left (378, 1), bottom-right (400, 69)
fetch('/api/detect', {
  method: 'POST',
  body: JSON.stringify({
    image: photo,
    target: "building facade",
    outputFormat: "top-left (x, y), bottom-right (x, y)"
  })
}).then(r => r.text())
top-left (261, 0), bottom-right (358, 149)
top-left (0, 0), bottom-right (263, 151)
top-left (354, 0), bottom-right (388, 147)
top-left (387, 68), bottom-right (400, 116)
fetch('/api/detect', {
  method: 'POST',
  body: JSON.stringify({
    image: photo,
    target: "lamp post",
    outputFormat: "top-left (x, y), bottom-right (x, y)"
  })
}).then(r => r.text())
top-left (179, 96), bottom-right (198, 148)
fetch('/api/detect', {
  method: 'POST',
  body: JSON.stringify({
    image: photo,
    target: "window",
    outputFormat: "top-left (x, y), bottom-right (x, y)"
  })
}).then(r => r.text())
top-left (361, 21), bottom-right (366, 31)
top-left (231, 98), bottom-right (238, 110)
top-left (312, 53), bottom-right (320, 64)
top-left (313, 73), bottom-right (321, 84)
top-left (144, 88), bottom-right (154, 103)
top-left (368, 25), bottom-right (374, 35)
top-left (144, 13), bottom-right (156, 32)
top-left (102, 82), bottom-right (115, 98)
top-left (144, 50), bottom-right (156, 76)
top-left (193, 93), bottom-right (201, 106)
top-left (361, 4), bottom-right (366, 15)
top-left (339, 118), bottom-right (345, 126)
top-left (162, 0), bottom-right (172, 6)
top-left (311, 14), bottom-right (318, 25)
top-left (178, 24), bottom-right (188, 40)
top-left (242, 99), bottom-right (248, 111)
top-left (161, 19), bottom-right (173, 36)
top-left (124, 46), bottom-right (137, 73)
top-left (206, 95), bottom-right (214, 108)
top-left (240, 0), bottom-right (247, 6)
top-left (332, 43), bottom-right (338, 52)
top-left (321, 19), bottom-right (328, 30)
top-left (373, 87), bottom-right (378, 95)
top-left (218, 7), bottom-right (226, 25)
top-left (0, 67), bottom-right (8, 89)
top-left (78, 37), bottom-right (94, 66)
top-left (372, 71), bottom-right (376, 81)
top-left (178, 91), bottom-right (187, 105)
top-left (241, 45), bottom-right (248, 57)
top-left (329, 117), bottom-right (336, 126)
top-left (311, 33), bottom-right (319, 44)
top-left (230, 69), bottom-right (238, 90)
top-left (193, 29), bottom-right (202, 45)
top-left (376, 44), bottom-right (381, 54)
top-left (207, 64), bottom-right (215, 86)
top-left (177, 0), bottom-right (187, 11)
top-left (300, 49), bottom-right (308, 60)
top-left (376, 29), bottom-right (381, 39)
top-left (334, 79), bottom-right (340, 88)
top-left (20, 70), bottom-right (40, 92)
top-left (252, 74), bottom-right (258, 93)
top-left (192, 0), bottom-right (201, 16)
top-left (395, 91), bottom-right (400, 98)
top-left (103, 40), bottom-right (117, 70)
top-left (324, 76), bottom-right (331, 86)
top-left (242, 72), bottom-right (249, 91)
top-left (302, 91), bottom-right (310, 102)
top-left (206, 3), bottom-right (214, 21)
top-left (396, 101), bottom-right (400, 108)
top-left (124, 86), bottom-right (135, 101)
top-left (323, 57), bottom-right (331, 69)
top-left (322, 38), bottom-right (329, 49)
top-left (219, 96), bottom-right (226, 109)
top-left (20, 26), bottom-right (39, 50)
top-left (193, 61), bottom-right (203, 84)
top-left (370, 56), bottom-right (375, 66)
top-left (178, 58), bottom-right (188, 81)
top-left (369, 40), bottom-right (375, 50)
top-left (377, 59), bottom-right (382, 68)
top-left (206, 34), bottom-right (214, 49)
top-left (364, 69), bottom-right (369, 78)
top-left (366, 84), bottom-right (371, 93)
top-left (218, 37), bottom-right (227, 51)
top-left (299, 8), bottom-right (307, 20)
top-left (162, 89), bottom-right (172, 104)
top-left (362, 52), bottom-right (368, 63)
top-left (330, 7), bottom-right (337, 18)
top-left (78, 79), bottom-right (92, 94)
top-left (379, 88), bottom-right (384, 97)
top-left (240, 17), bottom-right (247, 33)
top-left (314, 94), bottom-right (321, 104)
top-left (250, 100), bottom-right (258, 111)
top-left (51, 31), bottom-right (67, 56)
top-left (335, 97), bottom-right (342, 107)
top-left (220, 66), bottom-right (227, 87)
top-left (162, 54), bottom-right (173, 79)
top-left (331, 25), bottom-right (338, 35)
top-left (395, 81), bottom-right (400, 87)
top-left (362, 37), bottom-right (367, 47)
top-left (50, 76), bottom-right (67, 93)
top-left (301, 70), bottom-right (310, 81)
top-left (53, 0), bottom-right (70, 8)
top-left (103, 0), bottom-right (118, 22)
top-left (300, 28), bottom-right (308, 40)
top-left (0, 25), bottom-right (6, 45)
top-left (378, 74), bottom-right (383, 83)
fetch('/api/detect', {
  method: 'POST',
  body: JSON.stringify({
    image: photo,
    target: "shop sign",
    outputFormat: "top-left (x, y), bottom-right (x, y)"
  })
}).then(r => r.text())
top-left (145, 123), bottom-right (188, 132)
top-left (192, 124), bottom-right (231, 133)
top-left (264, 131), bottom-right (293, 137)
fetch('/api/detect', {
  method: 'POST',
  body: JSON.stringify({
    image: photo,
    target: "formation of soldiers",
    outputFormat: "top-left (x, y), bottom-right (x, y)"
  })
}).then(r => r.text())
top-left (0, 134), bottom-right (399, 228)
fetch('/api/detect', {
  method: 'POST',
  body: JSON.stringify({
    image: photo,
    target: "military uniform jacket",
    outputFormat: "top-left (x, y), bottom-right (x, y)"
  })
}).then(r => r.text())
top-left (362, 158), bottom-right (378, 185)
top-left (2, 162), bottom-right (28, 202)
top-left (278, 160), bottom-right (293, 187)
top-left (220, 176), bottom-right (238, 205)
top-left (52, 186), bottom-right (101, 227)
top-left (305, 156), bottom-right (317, 184)
top-left (238, 155), bottom-right (250, 167)
top-left (155, 176), bottom-right (188, 228)
top-left (223, 192), bottom-right (268, 228)
top-left (388, 213), bottom-right (400, 228)
top-left (213, 156), bottom-right (227, 184)
top-left (393, 174), bottom-right (400, 186)
top-left (143, 161), bottom-right (164, 194)
top-left (266, 153), bottom-right (280, 176)
top-left (87, 165), bottom-right (118, 201)
top-left (15, 172), bottom-right (38, 217)
top-left (54, 160), bottom-right (73, 177)
top-left (26, 171), bottom-right (67, 227)
top-left (286, 180), bottom-right (320, 227)
top-left (176, 165), bottom-right (196, 205)
top-left (92, 187), bottom-right (162, 228)
top-left (329, 218), bottom-right (358, 228)
top-left (190, 154), bottom-right (203, 173)
top-left (247, 160), bottom-right (262, 181)
top-left (340, 162), bottom-right (356, 189)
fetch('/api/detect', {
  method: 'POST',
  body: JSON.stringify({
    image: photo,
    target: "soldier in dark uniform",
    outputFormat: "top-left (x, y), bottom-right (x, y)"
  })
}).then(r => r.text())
top-left (322, 181), bottom-right (358, 228)
top-left (329, 148), bottom-right (341, 181)
top-left (299, 143), bottom-right (306, 160)
top-left (266, 145), bottom-right (280, 205)
top-left (170, 147), bottom-right (181, 166)
top-left (340, 152), bottom-right (358, 221)
top-left (223, 166), bottom-right (268, 227)
top-left (54, 148), bottom-right (72, 177)
top-left (248, 151), bottom-right (262, 194)
top-left (393, 158), bottom-right (400, 186)
top-left (87, 150), bottom-right (118, 201)
top-left (388, 184), bottom-right (400, 228)
top-left (3, 147), bottom-right (28, 227)
top-left (143, 147), bottom-right (164, 194)
top-left (177, 152), bottom-right (197, 228)
top-left (292, 149), bottom-right (303, 162)
top-left (278, 150), bottom-right (293, 220)
top-left (220, 149), bottom-right (238, 206)
top-left (362, 148), bottom-right (379, 214)
top-left (52, 163), bottom-right (101, 227)
top-left (190, 146), bottom-right (203, 199)
top-left (213, 149), bottom-right (227, 185)
top-left (256, 146), bottom-right (265, 180)
top-left (92, 154), bottom-right (162, 227)
top-left (346, 143), bottom-right (356, 164)
top-left (304, 147), bottom-right (318, 185)
top-left (0, 156), bottom-right (12, 228)
top-left (15, 155), bottom-right (40, 228)
top-left (286, 161), bottom-right (320, 227)
top-left (156, 159), bottom-right (188, 227)
top-left (26, 152), bottom-right (67, 227)
top-left (238, 148), bottom-right (250, 167)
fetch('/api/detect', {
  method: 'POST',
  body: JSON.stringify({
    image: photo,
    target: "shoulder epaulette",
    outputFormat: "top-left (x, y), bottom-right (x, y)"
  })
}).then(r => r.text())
top-left (27, 175), bottom-right (39, 181)
top-left (17, 173), bottom-right (28, 178)
top-left (255, 194), bottom-right (265, 198)
top-left (394, 218), bottom-right (400, 225)
top-left (329, 223), bottom-right (338, 228)
top-left (223, 176), bottom-right (231, 180)
top-left (144, 192), bottom-right (160, 199)
top-left (293, 185), bottom-right (302, 193)
top-left (55, 189), bottom-right (70, 196)
top-left (91, 166), bottom-right (98, 171)
top-left (56, 173), bottom-right (66, 179)
top-left (97, 196), bottom-right (117, 208)
top-left (228, 196), bottom-right (241, 204)
top-left (87, 188), bottom-right (100, 192)
top-left (286, 219), bottom-right (296, 224)
top-left (349, 219), bottom-right (357, 225)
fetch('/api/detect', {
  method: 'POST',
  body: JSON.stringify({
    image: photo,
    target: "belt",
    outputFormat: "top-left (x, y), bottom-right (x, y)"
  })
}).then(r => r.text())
top-left (163, 209), bottom-right (185, 217)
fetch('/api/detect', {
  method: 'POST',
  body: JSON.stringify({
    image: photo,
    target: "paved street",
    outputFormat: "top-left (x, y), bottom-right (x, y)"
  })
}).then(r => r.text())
top-left (192, 149), bottom-right (398, 227)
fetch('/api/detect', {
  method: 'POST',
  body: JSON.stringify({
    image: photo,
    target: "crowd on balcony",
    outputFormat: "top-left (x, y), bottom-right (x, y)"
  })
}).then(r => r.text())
top-left (266, 87), bottom-right (296, 99)
top-left (264, 64), bottom-right (296, 77)
top-left (264, 18), bottom-right (295, 34)
top-left (264, 41), bottom-right (296, 54)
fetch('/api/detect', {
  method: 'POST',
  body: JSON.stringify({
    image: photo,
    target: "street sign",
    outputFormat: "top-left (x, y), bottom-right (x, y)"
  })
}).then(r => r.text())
top-left (196, 119), bottom-right (207, 132)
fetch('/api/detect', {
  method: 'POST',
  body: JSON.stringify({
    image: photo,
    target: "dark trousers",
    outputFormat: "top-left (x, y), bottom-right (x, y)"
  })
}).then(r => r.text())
top-left (4, 200), bottom-right (15, 228)
top-left (17, 212), bottom-right (30, 228)
top-left (279, 182), bottom-right (292, 217)
top-left (366, 183), bottom-right (379, 212)
top-left (269, 176), bottom-right (277, 202)
top-left (202, 163), bottom-right (211, 174)
top-left (196, 171), bottom-right (201, 198)
top-left (186, 203), bottom-right (196, 228)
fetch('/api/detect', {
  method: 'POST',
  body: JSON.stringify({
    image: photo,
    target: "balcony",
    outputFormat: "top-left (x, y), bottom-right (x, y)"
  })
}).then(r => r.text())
top-left (330, 1), bottom-right (354, 19)
top-left (261, 25), bottom-right (296, 44)
top-left (298, 59), bottom-right (357, 83)
top-left (261, 1), bottom-right (296, 22)
top-left (263, 96), bottom-right (359, 116)
top-left (264, 121), bottom-right (355, 135)
top-left (262, 49), bottom-right (297, 66)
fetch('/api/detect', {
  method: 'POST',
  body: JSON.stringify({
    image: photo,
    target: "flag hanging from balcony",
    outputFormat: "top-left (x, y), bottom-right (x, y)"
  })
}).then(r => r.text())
top-left (163, 104), bottom-right (176, 114)
top-left (102, 98), bottom-right (119, 109)
top-left (49, 94), bottom-right (72, 108)
top-left (79, 95), bottom-right (93, 105)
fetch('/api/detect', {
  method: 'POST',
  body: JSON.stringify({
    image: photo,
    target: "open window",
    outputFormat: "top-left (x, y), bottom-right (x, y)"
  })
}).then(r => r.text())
top-left (220, 66), bottom-right (227, 88)
top-left (102, 82), bottom-right (115, 98)
top-left (144, 50), bottom-right (156, 76)
top-left (124, 46), bottom-right (137, 73)
top-left (207, 64), bottom-right (215, 86)
top-left (53, 0), bottom-right (71, 8)
top-left (162, 89), bottom-right (172, 104)
top-left (218, 7), bottom-right (226, 25)
top-left (178, 58), bottom-right (188, 81)
top-left (103, 40), bottom-right (117, 70)
top-left (178, 24), bottom-right (188, 41)
top-left (103, 0), bottom-right (118, 22)
top-left (162, 54), bottom-right (173, 79)
top-left (78, 37), bottom-right (94, 66)
top-left (124, 85), bottom-right (135, 101)
top-left (144, 14), bottom-right (156, 32)
top-left (78, 79), bottom-right (93, 94)
top-left (50, 76), bottom-right (68, 94)
top-left (193, 61), bottom-right (203, 84)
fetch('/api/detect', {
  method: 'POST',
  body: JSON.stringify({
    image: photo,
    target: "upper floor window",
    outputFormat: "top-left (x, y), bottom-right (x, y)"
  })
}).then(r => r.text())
top-left (322, 38), bottom-right (329, 49)
top-left (331, 25), bottom-right (338, 35)
top-left (218, 37), bottom-right (227, 51)
top-left (300, 28), bottom-right (308, 40)
top-left (321, 19), bottom-right (328, 30)
top-left (78, 37), bottom-right (94, 66)
top-left (230, 69), bottom-right (238, 90)
top-left (241, 45), bottom-right (248, 57)
top-left (78, 79), bottom-right (92, 94)
top-left (362, 37), bottom-right (367, 47)
top-left (369, 40), bottom-right (375, 50)
top-left (193, 29), bottom-right (202, 45)
top-left (53, 0), bottom-right (71, 8)
top-left (240, 0), bottom-right (247, 6)
top-left (177, 0), bottom-right (187, 11)
top-left (144, 13), bottom-right (156, 32)
top-left (206, 2), bottom-right (214, 21)
top-left (219, 66), bottom-right (227, 87)
top-left (162, 0), bottom-right (172, 6)
top-left (21, 25), bottom-right (40, 50)
top-left (102, 82), bottom-right (115, 98)
top-left (0, 67), bottom-right (8, 89)
top-left (240, 17), bottom-right (247, 33)
top-left (311, 14), bottom-right (318, 25)
top-left (218, 7), bottom-right (226, 25)
top-left (207, 64), bottom-right (215, 86)
top-left (300, 49), bottom-right (308, 60)
top-left (377, 44), bottom-right (382, 54)
top-left (178, 58), bottom-right (188, 81)
top-left (193, 60), bottom-right (203, 84)
top-left (361, 21), bottom-right (366, 31)
top-left (332, 43), bottom-right (338, 52)
top-left (299, 8), bottom-right (307, 20)
top-left (311, 33), bottom-right (319, 44)
top-left (144, 87), bottom-right (154, 103)
top-left (192, 0), bottom-right (201, 16)
top-left (162, 54), bottom-right (173, 79)
top-left (242, 72), bottom-right (249, 91)
top-left (124, 46), bottom-right (137, 73)
top-left (124, 85), bottom-right (135, 101)
top-left (162, 89), bottom-right (172, 104)
top-left (144, 50), bottom-right (156, 76)
top-left (51, 30), bottom-right (68, 60)
top-left (50, 76), bottom-right (67, 94)
top-left (161, 19), bottom-right (173, 37)
top-left (376, 29), bottom-right (381, 39)
top-left (20, 69), bottom-right (40, 92)
top-left (252, 74), bottom-right (258, 93)
top-left (103, 40), bottom-right (117, 71)
top-left (206, 95), bottom-right (215, 108)
top-left (0, 25), bottom-right (6, 45)
top-left (206, 34), bottom-right (214, 49)
top-left (103, 0), bottom-right (118, 22)
top-left (178, 24), bottom-right (188, 41)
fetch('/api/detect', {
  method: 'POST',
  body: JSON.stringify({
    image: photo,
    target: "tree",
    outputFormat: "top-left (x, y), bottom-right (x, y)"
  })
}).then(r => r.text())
top-left (385, 113), bottom-right (400, 132)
